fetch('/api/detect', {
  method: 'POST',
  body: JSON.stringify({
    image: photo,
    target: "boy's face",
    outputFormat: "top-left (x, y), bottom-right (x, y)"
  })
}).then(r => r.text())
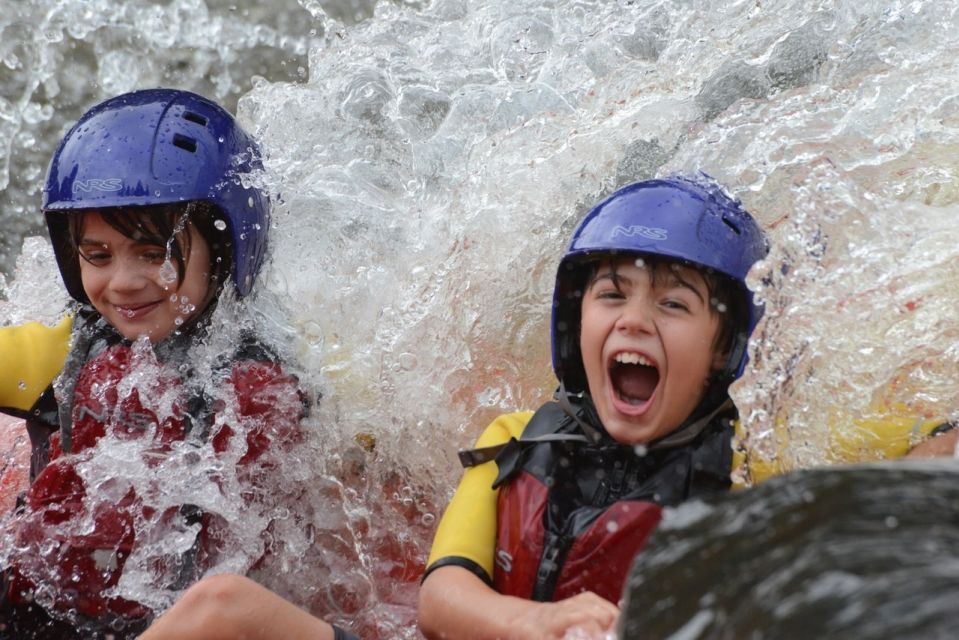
top-left (78, 211), bottom-right (212, 343)
top-left (579, 257), bottom-right (722, 445)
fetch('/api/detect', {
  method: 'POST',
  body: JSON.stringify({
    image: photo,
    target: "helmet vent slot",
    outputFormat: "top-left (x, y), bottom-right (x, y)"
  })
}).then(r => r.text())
top-left (182, 111), bottom-right (208, 126)
top-left (173, 134), bottom-right (198, 153)
top-left (721, 216), bottom-right (741, 234)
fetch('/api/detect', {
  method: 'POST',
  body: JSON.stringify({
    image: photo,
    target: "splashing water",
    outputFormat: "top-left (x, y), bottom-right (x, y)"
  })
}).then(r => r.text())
top-left (2, 0), bottom-right (959, 636)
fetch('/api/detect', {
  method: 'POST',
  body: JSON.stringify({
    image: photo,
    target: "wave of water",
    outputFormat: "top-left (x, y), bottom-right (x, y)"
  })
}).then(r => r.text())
top-left (2, 0), bottom-right (959, 635)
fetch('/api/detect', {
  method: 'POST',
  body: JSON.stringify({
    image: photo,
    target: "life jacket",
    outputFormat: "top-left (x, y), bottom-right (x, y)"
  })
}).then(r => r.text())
top-left (19, 309), bottom-right (118, 483)
top-left (467, 397), bottom-right (734, 603)
top-left (5, 311), bottom-right (306, 621)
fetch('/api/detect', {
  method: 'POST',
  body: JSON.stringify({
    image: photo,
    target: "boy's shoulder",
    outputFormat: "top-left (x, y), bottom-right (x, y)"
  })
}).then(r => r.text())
top-left (474, 410), bottom-right (536, 448)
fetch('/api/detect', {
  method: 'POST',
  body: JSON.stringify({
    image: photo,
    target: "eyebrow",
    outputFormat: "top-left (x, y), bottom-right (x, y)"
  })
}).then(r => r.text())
top-left (77, 239), bottom-right (109, 249)
top-left (78, 237), bottom-right (163, 249)
top-left (661, 268), bottom-right (707, 303)
top-left (590, 266), bottom-right (708, 304)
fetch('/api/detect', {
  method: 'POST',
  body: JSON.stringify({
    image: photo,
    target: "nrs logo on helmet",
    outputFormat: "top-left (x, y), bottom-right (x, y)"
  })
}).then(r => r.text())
top-left (612, 225), bottom-right (668, 241)
top-left (73, 179), bottom-right (123, 193)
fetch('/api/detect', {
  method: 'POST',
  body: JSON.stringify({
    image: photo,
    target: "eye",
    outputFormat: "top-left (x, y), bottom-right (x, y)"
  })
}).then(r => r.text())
top-left (79, 248), bottom-right (111, 266)
top-left (590, 281), bottom-right (625, 300)
top-left (661, 297), bottom-right (691, 312)
top-left (140, 248), bottom-right (169, 264)
top-left (598, 288), bottom-right (625, 299)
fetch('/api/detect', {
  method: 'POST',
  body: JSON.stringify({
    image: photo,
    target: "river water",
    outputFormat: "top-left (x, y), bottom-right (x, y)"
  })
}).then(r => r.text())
top-left (621, 461), bottom-right (959, 638)
top-left (1, 0), bottom-right (958, 636)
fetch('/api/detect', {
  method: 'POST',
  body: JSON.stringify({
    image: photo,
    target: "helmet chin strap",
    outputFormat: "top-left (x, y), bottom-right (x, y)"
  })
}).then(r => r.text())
top-left (554, 382), bottom-right (605, 445)
top-left (648, 397), bottom-right (734, 451)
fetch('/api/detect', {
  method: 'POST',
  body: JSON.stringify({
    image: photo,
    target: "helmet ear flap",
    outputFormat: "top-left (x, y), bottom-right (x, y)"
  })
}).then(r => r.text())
top-left (556, 329), bottom-right (579, 386)
top-left (717, 331), bottom-right (750, 384)
top-left (551, 261), bottom-right (590, 393)
top-left (45, 212), bottom-right (87, 303)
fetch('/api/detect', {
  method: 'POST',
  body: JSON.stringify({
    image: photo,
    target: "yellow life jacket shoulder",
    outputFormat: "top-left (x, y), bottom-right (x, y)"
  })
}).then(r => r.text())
top-left (0, 316), bottom-right (73, 415)
top-left (732, 409), bottom-right (950, 486)
top-left (425, 411), bottom-right (532, 580)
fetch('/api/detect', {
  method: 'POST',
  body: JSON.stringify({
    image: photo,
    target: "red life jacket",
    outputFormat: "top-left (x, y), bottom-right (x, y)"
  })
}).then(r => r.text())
top-left (6, 341), bottom-right (304, 621)
top-left (487, 400), bottom-right (733, 603)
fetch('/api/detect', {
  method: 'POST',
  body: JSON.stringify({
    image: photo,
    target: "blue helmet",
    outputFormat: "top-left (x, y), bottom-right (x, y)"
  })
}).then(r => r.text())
top-left (43, 88), bottom-right (269, 300)
top-left (551, 175), bottom-right (768, 393)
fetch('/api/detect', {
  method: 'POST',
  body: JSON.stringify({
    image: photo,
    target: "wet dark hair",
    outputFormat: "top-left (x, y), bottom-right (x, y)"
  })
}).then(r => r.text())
top-left (579, 254), bottom-right (749, 368)
top-left (68, 202), bottom-right (233, 299)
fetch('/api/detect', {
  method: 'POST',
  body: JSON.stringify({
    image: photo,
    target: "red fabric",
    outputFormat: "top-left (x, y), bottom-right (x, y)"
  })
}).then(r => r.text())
top-left (492, 471), bottom-right (547, 599)
top-left (6, 344), bottom-right (303, 620)
top-left (493, 470), bottom-right (663, 605)
top-left (553, 500), bottom-right (661, 603)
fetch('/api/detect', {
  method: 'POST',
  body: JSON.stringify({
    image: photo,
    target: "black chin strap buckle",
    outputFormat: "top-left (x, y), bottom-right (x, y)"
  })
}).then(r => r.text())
top-left (553, 383), bottom-right (603, 444)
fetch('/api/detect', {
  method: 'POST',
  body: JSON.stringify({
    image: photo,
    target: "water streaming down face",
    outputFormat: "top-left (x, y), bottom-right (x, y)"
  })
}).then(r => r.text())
top-left (1, 0), bottom-right (959, 635)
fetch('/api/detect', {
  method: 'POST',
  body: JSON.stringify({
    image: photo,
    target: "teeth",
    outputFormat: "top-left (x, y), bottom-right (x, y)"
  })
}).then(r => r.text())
top-left (615, 352), bottom-right (651, 366)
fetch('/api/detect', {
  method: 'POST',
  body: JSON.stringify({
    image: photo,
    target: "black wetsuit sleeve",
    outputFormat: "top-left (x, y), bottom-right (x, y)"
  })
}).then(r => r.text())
top-left (421, 556), bottom-right (493, 586)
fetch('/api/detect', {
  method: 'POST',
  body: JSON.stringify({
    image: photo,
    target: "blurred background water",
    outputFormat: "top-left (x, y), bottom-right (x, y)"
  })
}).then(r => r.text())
top-left (1, 0), bottom-right (958, 636)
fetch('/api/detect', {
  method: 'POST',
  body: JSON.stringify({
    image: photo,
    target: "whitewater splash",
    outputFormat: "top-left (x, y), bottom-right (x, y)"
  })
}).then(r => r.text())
top-left (2, 0), bottom-right (959, 635)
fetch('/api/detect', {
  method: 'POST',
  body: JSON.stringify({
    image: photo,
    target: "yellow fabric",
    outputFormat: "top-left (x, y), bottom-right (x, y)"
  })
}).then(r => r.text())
top-left (426, 411), bottom-right (532, 579)
top-left (0, 316), bottom-right (72, 414)
top-left (733, 409), bottom-right (948, 486)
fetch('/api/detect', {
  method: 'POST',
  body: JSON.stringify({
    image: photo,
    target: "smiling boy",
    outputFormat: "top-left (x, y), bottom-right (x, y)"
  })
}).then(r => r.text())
top-left (74, 210), bottom-right (216, 343)
top-left (417, 176), bottom-right (767, 640)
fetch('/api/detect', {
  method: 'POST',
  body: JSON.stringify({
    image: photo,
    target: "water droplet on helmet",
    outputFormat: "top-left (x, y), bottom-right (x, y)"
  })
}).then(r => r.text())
top-left (214, 219), bottom-right (227, 231)
top-left (248, 196), bottom-right (254, 208)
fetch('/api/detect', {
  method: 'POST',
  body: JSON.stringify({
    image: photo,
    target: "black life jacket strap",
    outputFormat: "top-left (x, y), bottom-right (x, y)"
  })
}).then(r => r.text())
top-left (554, 383), bottom-right (604, 444)
top-left (458, 384), bottom-right (604, 470)
top-left (458, 398), bottom-right (590, 469)
top-left (25, 384), bottom-right (59, 483)
top-left (56, 310), bottom-right (105, 454)
top-left (458, 432), bottom-right (589, 468)
top-left (458, 401), bottom-right (592, 490)
top-left (648, 397), bottom-right (734, 452)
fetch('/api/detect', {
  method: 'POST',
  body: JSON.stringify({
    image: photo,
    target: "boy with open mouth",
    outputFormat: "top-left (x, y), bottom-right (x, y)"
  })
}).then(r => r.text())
top-left (418, 175), bottom-right (768, 639)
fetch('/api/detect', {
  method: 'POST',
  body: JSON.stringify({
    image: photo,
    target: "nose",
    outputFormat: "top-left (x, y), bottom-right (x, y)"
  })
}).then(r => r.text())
top-left (105, 256), bottom-right (153, 293)
top-left (615, 298), bottom-right (655, 335)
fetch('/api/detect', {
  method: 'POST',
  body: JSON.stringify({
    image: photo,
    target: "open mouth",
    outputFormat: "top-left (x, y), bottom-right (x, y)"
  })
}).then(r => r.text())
top-left (609, 352), bottom-right (659, 406)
